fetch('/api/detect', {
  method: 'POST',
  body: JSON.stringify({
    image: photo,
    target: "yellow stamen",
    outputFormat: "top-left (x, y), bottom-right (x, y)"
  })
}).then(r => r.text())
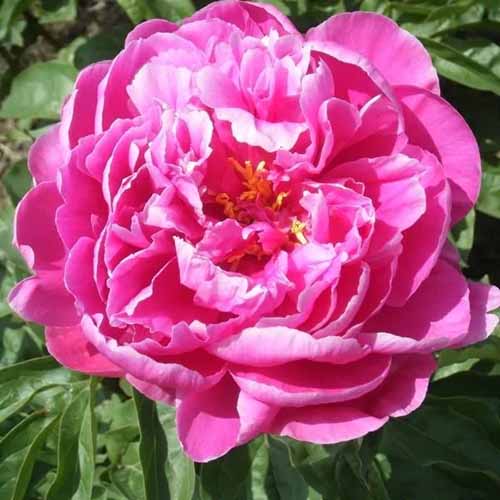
top-left (272, 191), bottom-right (289, 211)
top-left (290, 218), bottom-right (307, 244)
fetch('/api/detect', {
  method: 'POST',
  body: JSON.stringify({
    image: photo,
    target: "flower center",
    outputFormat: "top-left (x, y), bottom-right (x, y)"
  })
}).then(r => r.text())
top-left (212, 158), bottom-right (307, 269)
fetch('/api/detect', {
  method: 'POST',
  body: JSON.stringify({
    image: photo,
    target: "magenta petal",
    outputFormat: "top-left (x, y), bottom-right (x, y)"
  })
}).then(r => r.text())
top-left (367, 353), bottom-right (436, 418)
top-left (177, 375), bottom-right (241, 462)
top-left (208, 326), bottom-right (368, 366)
top-left (61, 62), bottom-right (110, 148)
top-left (28, 125), bottom-right (67, 184)
top-left (14, 182), bottom-right (65, 271)
top-left (395, 85), bottom-right (480, 223)
top-left (271, 403), bottom-right (387, 445)
top-left (188, 0), bottom-right (298, 36)
top-left (81, 315), bottom-right (226, 393)
top-left (125, 19), bottom-right (178, 46)
top-left (126, 375), bottom-right (176, 405)
top-left (232, 354), bottom-right (392, 407)
top-left (454, 281), bottom-right (500, 348)
top-left (307, 12), bottom-right (439, 93)
top-left (363, 259), bottom-right (470, 353)
top-left (9, 276), bottom-right (79, 327)
top-left (46, 325), bottom-right (123, 376)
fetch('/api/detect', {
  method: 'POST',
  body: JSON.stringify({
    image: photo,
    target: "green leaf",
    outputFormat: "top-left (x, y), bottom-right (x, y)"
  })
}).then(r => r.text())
top-left (157, 404), bottom-right (195, 500)
top-left (132, 389), bottom-right (170, 500)
top-left (0, 0), bottom-right (32, 41)
top-left (0, 356), bottom-right (86, 426)
top-left (116, 0), bottom-right (194, 23)
top-left (420, 36), bottom-right (500, 95)
top-left (199, 442), bottom-right (260, 500)
top-left (267, 437), bottom-right (318, 500)
top-left (74, 28), bottom-right (130, 70)
top-left (477, 162), bottom-right (500, 218)
top-left (72, 378), bottom-right (98, 500)
top-left (2, 159), bottom-right (32, 204)
top-left (38, 0), bottom-right (77, 23)
top-left (45, 381), bottom-right (92, 500)
top-left (0, 61), bottom-right (77, 120)
top-left (0, 412), bottom-right (60, 500)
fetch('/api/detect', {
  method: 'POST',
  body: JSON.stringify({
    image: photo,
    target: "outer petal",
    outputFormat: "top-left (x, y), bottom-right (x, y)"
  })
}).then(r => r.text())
top-left (125, 19), bottom-right (178, 46)
top-left (46, 325), bottom-right (123, 377)
top-left (365, 353), bottom-right (436, 418)
top-left (14, 182), bottom-right (65, 271)
top-left (61, 62), bottom-right (111, 148)
top-left (271, 403), bottom-right (387, 445)
top-left (361, 259), bottom-right (470, 353)
top-left (395, 85), bottom-right (480, 223)
top-left (176, 375), bottom-right (240, 462)
top-left (28, 125), bottom-right (67, 184)
top-left (307, 12), bottom-right (439, 93)
top-left (453, 281), bottom-right (500, 348)
top-left (9, 275), bottom-right (79, 327)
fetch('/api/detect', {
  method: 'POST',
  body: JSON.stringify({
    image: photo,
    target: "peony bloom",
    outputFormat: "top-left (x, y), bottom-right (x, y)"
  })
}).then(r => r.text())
top-left (10, 0), bottom-right (500, 461)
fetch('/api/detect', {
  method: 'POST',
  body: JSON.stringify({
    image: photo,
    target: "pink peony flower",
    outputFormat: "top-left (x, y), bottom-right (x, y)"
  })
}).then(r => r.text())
top-left (10, 0), bottom-right (500, 461)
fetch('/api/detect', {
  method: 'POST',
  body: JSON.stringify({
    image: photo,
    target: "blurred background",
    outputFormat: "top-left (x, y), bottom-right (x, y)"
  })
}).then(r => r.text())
top-left (0, 1), bottom-right (500, 499)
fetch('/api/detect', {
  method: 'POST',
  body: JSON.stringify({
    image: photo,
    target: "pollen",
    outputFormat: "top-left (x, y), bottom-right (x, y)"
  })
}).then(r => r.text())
top-left (290, 218), bottom-right (307, 244)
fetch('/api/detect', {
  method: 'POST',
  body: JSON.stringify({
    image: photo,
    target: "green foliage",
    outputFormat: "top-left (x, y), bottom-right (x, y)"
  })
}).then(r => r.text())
top-left (0, 0), bottom-right (500, 499)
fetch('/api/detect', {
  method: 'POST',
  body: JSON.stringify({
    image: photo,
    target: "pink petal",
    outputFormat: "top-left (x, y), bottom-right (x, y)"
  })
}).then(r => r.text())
top-left (9, 275), bottom-right (79, 327)
top-left (387, 146), bottom-right (451, 306)
top-left (46, 325), bottom-right (123, 376)
top-left (208, 326), bottom-right (369, 367)
top-left (61, 62), bottom-right (110, 148)
top-left (271, 403), bottom-right (387, 445)
top-left (231, 354), bottom-right (392, 407)
top-left (307, 12), bottom-right (439, 93)
top-left (395, 85), bottom-right (480, 223)
top-left (14, 182), bottom-right (65, 271)
top-left (126, 375), bottom-right (176, 405)
top-left (64, 237), bottom-right (103, 315)
top-left (176, 375), bottom-right (240, 462)
top-left (454, 281), bottom-right (500, 348)
top-left (236, 390), bottom-right (277, 444)
top-left (81, 315), bottom-right (226, 393)
top-left (28, 125), bottom-right (67, 184)
top-left (187, 0), bottom-right (298, 36)
top-left (366, 353), bottom-right (436, 418)
top-left (362, 259), bottom-right (470, 353)
top-left (125, 19), bottom-right (178, 46)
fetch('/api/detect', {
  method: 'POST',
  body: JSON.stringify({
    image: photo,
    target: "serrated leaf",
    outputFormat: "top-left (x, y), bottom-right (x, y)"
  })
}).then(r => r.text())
top-left (0, 61), bottom-right (77, 120)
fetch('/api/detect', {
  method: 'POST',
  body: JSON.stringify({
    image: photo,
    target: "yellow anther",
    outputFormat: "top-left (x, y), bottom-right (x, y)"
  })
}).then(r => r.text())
top-left (272, 191), bottom-right (289, 211)
top-left (290, 218), bottom-right (307, 245)
top-left (215, 192), bottom-right (238, 219)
